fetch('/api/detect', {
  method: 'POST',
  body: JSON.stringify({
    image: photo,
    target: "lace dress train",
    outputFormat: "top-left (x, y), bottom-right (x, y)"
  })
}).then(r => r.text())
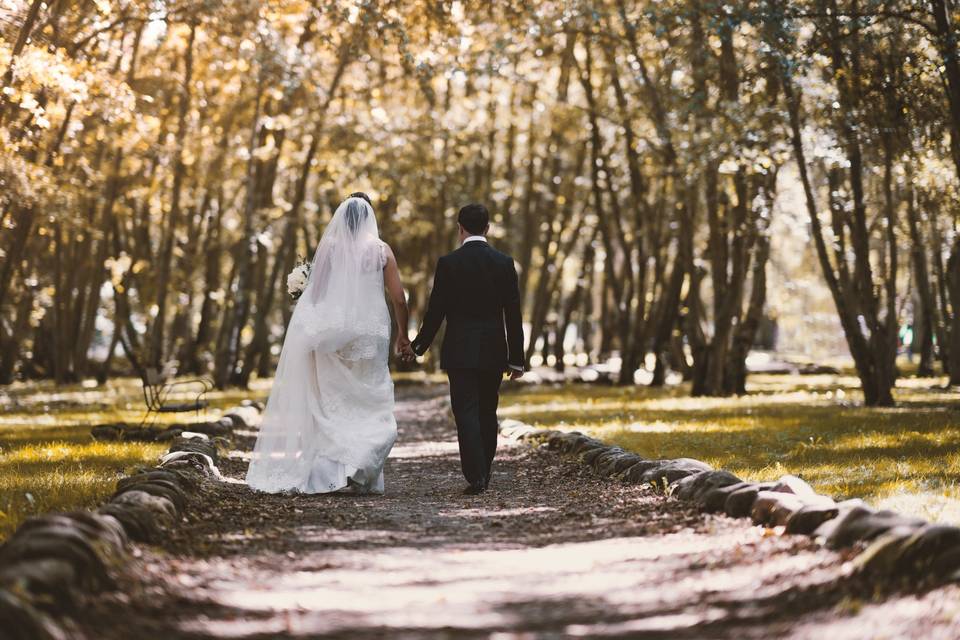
top-left (245, 209), bottom-right (397, 495)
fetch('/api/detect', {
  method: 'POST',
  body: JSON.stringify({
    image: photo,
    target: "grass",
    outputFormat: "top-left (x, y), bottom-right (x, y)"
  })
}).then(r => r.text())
top-left (0, 378), bottom-right (261, 540)
top-left (4, 371), bottom-right (959, 538)
top-left (499, 373), bottom-right (960, 524)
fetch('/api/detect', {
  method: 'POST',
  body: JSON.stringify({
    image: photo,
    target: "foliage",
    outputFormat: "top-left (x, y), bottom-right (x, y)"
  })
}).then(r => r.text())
top-left (0, 0), bottom-right (959, 408)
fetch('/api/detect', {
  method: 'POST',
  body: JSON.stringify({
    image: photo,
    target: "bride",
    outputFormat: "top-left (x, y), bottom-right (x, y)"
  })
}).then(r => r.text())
top-left (245, 193), bottom-right (412, 494)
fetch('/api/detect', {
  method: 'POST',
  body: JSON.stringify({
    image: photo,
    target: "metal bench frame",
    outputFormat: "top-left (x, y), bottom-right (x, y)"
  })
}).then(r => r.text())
top-left (139, 368), bottom-right (213, 426)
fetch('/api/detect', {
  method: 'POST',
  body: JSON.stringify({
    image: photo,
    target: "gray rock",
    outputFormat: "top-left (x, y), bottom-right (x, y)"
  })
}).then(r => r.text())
top-left (894, 524), bottom-right (960, 579)
top-left (508, 425), bottom-right (538, 440)
top-left (621, 460), bottom-right (668, 483)
top-left (91, 513), bottom-right (129, 551)
top-left (815, 503), bottom-right (875, 545)
top-left (669, 471), bottom-right (708, 498)
top-left (154, 428), bottom-right (184, 442)
top-left (725, 483), bottom-right (777, 518)
top-left (90, 424), bottom-right (123, 441)
top-left (113, 480), bottom-right (186, 515)
top-left (498, 418), bottom-right (525, 431)
top-left (582, 446), bottom-right (619, 466)
top-left (97, 503), bottom-right (164, 543)
top-left (785, 502), bottom-right (840, 535)
top-left (675, 470), bottom-right (743, 503)
top-left (0, 588), bottom-right (66, 640)
top-left (221, 414), bottom-right (247, 429)
top-left (70, 510), bottom-right (129, 551)
top-left (571, 437), bottom-right (606, 455)
top-left (700, 482), bottom-right (755, 513)
top-left (159, 450), bottom-right (218, 475)
top-left (178, 431), bottom-right (211, 441)
top-left (516, 428), bottom-right (548, 442)
top-left (751, 490), bottom-right (805, 526)
top-left (241, 398), bottom-right (265, 411)
top-left (834, 497), bottom-right (867, 511)
top-left (14, 512), bottom-right (127, 554)
top-left (117, 469), bottom-right (198, 493)
top-left (591, 447), bottom-right (627, 470)
top-left (121, 427), bottom-right (162, 442)
top-left (169, 438), bottom-right (218, 462)
top-left (0, 559), bottom-right (78, 609)
top-left (641, 458), bottom-right (714, 489)
top-left (612, 453), bottom-right (644, 474)
top-left (596, 452), bottom-right (642, 477)
top-left (109, 490), bottom-right (177, 526)
top-left (222, 405), bottom-right (262, 429)
top-left (938, 547), bottom-right (960, 583)
top-left (852, 526), bottom-right (918, 577)
top-left (499, 421), bottom-right (537, 439)
top-left (835, 510), bottom-right (927, 548)
top-left (160, 459), bottom-right (218, 478)
top-left (544, 432), bottom-right (578, 451)
top-left (771, 474), bottom-right (818, 499)
top-left (594, 446), bottom-right (626, 464)
top-left (0, 525), bottom-right (112, 592)
top-left (816, 506), bottom-right (926, 549)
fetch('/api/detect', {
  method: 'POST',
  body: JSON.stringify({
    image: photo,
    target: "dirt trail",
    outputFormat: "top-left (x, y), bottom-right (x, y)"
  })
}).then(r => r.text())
top-left (79, 385), bottom-right (960, 639)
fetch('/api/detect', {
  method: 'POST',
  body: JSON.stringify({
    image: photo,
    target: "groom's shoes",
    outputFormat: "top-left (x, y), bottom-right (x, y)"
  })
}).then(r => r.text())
top-left (463, 479), bottom-right (486, 495)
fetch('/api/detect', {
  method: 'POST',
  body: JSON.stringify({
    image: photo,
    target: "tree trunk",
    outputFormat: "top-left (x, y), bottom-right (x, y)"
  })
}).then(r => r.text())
top-left (905, 186), bottom-right (935, 376)
top-left (151, 22), bottom-right (196, 367)
top-left (947, 239), bottom-right (960, 386)
top-left (927, 197), bottom-right (952, 375)
top-left (778, 32), bottom-right (894, 406)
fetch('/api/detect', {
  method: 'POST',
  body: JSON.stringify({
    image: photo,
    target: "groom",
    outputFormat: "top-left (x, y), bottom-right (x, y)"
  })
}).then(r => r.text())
top-left (409, 203), bottom-right (525, 495)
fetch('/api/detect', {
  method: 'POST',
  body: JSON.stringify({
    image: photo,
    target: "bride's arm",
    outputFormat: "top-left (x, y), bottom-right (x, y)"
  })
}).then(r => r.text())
top-left (383, 244), bottom-right (413, 357)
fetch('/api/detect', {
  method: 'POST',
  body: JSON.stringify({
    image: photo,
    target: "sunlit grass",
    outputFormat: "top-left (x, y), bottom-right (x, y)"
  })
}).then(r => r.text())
top-left (500, 374), bottom-right (960, 523)
top-left (6, 372), bottom-right (959, 537)
top-left (0, 378), bottom-right (261, 540)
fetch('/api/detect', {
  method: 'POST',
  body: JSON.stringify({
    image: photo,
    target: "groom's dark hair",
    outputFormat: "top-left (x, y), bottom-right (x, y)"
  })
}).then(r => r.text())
top-left (350, 191), bottom-right (372, 206)
top-left (458, 203), bottom-right (489, 235)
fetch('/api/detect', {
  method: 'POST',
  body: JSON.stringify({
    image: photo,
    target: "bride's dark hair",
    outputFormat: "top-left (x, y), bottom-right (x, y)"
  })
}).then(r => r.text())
top-left (345, 194), bottom-right (370, 235)
top-left (350, 191), bottom-right (372, 206)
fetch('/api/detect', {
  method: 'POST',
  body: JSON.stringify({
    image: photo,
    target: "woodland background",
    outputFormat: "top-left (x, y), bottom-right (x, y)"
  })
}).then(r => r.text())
top-left (2, 0), bottom-right (960, 408)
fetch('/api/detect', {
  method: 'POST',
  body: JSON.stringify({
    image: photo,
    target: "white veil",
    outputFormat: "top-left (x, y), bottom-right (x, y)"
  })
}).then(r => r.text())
top-left (246, 197), bottom-right (397, 493)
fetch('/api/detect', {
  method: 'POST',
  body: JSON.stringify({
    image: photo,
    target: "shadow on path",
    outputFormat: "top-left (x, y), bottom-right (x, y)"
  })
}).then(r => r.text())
top-left (78, 385), bottom-right (960, 639)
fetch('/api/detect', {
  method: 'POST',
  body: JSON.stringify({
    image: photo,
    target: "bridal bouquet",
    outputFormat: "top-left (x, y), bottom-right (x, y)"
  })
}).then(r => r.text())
top-left (287, 260), bottom-right (311, 299)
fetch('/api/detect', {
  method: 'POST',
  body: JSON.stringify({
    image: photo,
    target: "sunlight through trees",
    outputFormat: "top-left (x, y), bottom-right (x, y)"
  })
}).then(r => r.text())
top-left (1, 1), bottom-right (959, 406)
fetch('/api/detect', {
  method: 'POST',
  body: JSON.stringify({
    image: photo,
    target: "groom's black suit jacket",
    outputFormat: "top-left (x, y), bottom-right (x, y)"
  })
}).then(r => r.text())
top-left (412, 239), bottom-right (524, 371)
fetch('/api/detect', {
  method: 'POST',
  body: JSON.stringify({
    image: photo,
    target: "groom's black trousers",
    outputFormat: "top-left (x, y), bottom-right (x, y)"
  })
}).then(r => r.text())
top-left (446, 368), bottom-right (503, 486)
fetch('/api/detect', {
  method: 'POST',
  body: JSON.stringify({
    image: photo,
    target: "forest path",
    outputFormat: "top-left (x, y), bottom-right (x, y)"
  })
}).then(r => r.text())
top-left (80, 385), bottom-right (960, 639)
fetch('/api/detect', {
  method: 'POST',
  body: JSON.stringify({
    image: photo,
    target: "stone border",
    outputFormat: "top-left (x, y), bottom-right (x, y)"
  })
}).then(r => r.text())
top-left (499, 419), bottom-right (960, 587)
top-left (0, 403), bottom-right (263, 640)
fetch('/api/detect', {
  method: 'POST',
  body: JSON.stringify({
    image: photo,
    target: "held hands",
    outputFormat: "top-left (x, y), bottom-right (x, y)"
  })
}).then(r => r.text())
top-left (396, 337), bottom-right (417, 363)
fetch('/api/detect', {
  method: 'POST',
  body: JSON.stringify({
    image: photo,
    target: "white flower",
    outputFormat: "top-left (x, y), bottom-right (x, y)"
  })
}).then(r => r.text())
top-left (287, 263), bottom-right (311, 297)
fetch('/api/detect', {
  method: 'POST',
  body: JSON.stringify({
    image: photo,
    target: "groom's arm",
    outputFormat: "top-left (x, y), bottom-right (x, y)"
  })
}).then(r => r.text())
top-left (411, 257), bottom-right (448, 356)
top-left (504, 259), bottom-right (525, 373)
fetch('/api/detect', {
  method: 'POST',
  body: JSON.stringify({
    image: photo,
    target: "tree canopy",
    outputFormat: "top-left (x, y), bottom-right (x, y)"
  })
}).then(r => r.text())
top-left (2, 0), bottom-right (959, 406)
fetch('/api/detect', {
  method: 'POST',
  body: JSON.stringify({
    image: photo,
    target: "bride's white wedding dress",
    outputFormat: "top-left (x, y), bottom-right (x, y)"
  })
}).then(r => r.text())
top-left (246, 197), bottom-right (397, 494)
